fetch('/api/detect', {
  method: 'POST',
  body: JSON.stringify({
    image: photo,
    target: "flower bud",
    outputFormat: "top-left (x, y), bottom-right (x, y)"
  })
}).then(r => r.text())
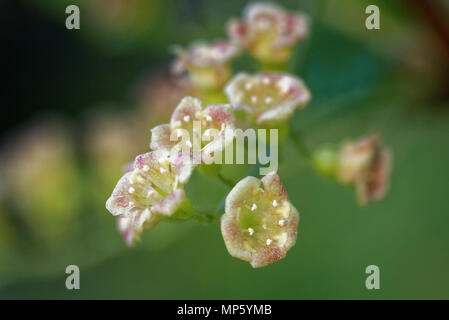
top-left (311, 145), bottom-right (338, 178)
top-left (337, 135), bottom-right (391, 206)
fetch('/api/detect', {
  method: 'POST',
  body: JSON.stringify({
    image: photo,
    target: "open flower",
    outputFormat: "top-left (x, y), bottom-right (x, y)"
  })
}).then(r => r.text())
top-left (225, 72), bottom-right (310, 126)
top-left (106, 150), bottom-right (195, 245)
top-left (221, 172), bottom-right (299, 268)
top-left (227, 2), bottom-right (309, 65)
top-left (150, 96), bottom-right (235, 163)
top-left (172, 41), bottom-right (239, 90)
top-left (337, 135), bottom-right (391, 206)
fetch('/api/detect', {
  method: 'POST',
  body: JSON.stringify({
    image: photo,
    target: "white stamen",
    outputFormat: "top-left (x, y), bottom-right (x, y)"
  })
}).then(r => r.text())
top-left (245, 82), bottom-right (253, 90)
top-left (186, 140), bottom-right (192, 148)
top-left (262, 224), bottom-right (267, 230)
top-left (142, 165), bottom-right (149, 172)
top-left (183, 115), bottom-right (190, 122)
top-left (277, 77), bottom-right (291, 94)
top-left (147, 190), bottom-right (155, 198)
top-left (251, 95), bottom-right (258, 103)
top-left (251, 203), bottom-right (257, 211)
top-left (128, 187), bottom-right (135, 194)
top-left (273, 199), bottom-right (279, 207)
top-left (205, 115), bottom-right (212, 122)
top-left (278, 219), bottom-right (286, 226)
top-left (160, 167), bottom-right (167, 174)
top-left (266, 239), bottom-right (272, 245)
top-left (128, 201), bottom-right (134, 207)
top-left (262, 77), bottom-right (271, 85)
top-left (248, 227), bottom-right (254, 236)
top-left (265, 96), bottom-right (273, 104)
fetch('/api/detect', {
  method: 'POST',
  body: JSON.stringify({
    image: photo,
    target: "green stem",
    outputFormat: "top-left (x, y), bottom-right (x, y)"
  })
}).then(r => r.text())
top-left (203, 89), bottom-right (228, 105)
top-left (259, 61), bottom-right (287, 72)
top-left (289, 129), bottom-right (312, 161)
top-left (191, 210), bottom-right (219, 224)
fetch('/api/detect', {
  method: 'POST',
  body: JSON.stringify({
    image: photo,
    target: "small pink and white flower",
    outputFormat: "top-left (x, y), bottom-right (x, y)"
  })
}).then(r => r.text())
top-left (225, 72), bottom-right (311, 126)
top-left (221, 172), bottom-right (299, 268)
top-left (172, 40), bottom-right (239, 90)
top-left (106, 149), bottom-right (195, 245)
top-left (150, 96), bottom-right (235, 162)
top-left (337, 135), bottom-right (391, 206)
top-left (227, 2), bottom-right (309, 64)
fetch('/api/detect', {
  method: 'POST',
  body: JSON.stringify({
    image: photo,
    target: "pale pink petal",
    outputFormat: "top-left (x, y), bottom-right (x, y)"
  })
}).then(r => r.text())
top-left (368, 149), bottom-right (391, 201)
top-left (257, 102), bottom-right (296, 125)
top-left (221, 213), bottom-right (252, 261)
top-left (117, 215), bottom-right (136, 246)
top-left (227, 19), bottom-right (246, 44)
top-left (201, 126), bottom-right (235, 159)
top-left (357, 149), bottom-right (392, 206)
top-left (105, 172), bottom-right (135, 217)
top-left (133, 150), bottom-right (169, 170)
top-left (202, 104), bottom-right (234, 126)
top-left (261, 171), bottom-right (288, 201)
top-left (151, 189), bottom-right (186, 216)
top-left (201, 104), bottom-right (235, 158)
top-left (225, 176), bottom-right (261, 217)
top-left (250, 246), bottom-right (285, 268)
top-left (170, 151), bottom-right (196, 184)
top-left (116, 208), bottom-right (160, 247)
top-left (275, 13), bottom-right (309, 48)
top-left (173, 41), bottom-right (239, 68)
top-left (150, 124), bottom-right (175, 150)
top-left (170, 96), bottom-right (203, 126)
top-left (244, 2), bottom-right (284, 28)
top-left (284, 204), bottom-right (300, 250)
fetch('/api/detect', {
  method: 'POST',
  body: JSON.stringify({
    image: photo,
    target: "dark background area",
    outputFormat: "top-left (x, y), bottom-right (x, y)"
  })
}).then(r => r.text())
top-left (1, 0), bottom-right (449, 299)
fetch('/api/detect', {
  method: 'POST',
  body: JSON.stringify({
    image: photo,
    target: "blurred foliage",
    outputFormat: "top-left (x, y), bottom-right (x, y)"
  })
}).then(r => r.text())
top-left (1, 0), bottom-right (449, 299)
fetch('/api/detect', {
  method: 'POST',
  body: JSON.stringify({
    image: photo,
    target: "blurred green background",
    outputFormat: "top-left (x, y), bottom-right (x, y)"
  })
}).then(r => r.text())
top-left (1, 0), bottom-right (449, 299)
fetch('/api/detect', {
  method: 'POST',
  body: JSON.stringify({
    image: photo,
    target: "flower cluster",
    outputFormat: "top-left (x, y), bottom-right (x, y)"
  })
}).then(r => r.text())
top-left (106, 2), bottom-right (392, 269)
top-left (171, 2), bottom-right (309, 98)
